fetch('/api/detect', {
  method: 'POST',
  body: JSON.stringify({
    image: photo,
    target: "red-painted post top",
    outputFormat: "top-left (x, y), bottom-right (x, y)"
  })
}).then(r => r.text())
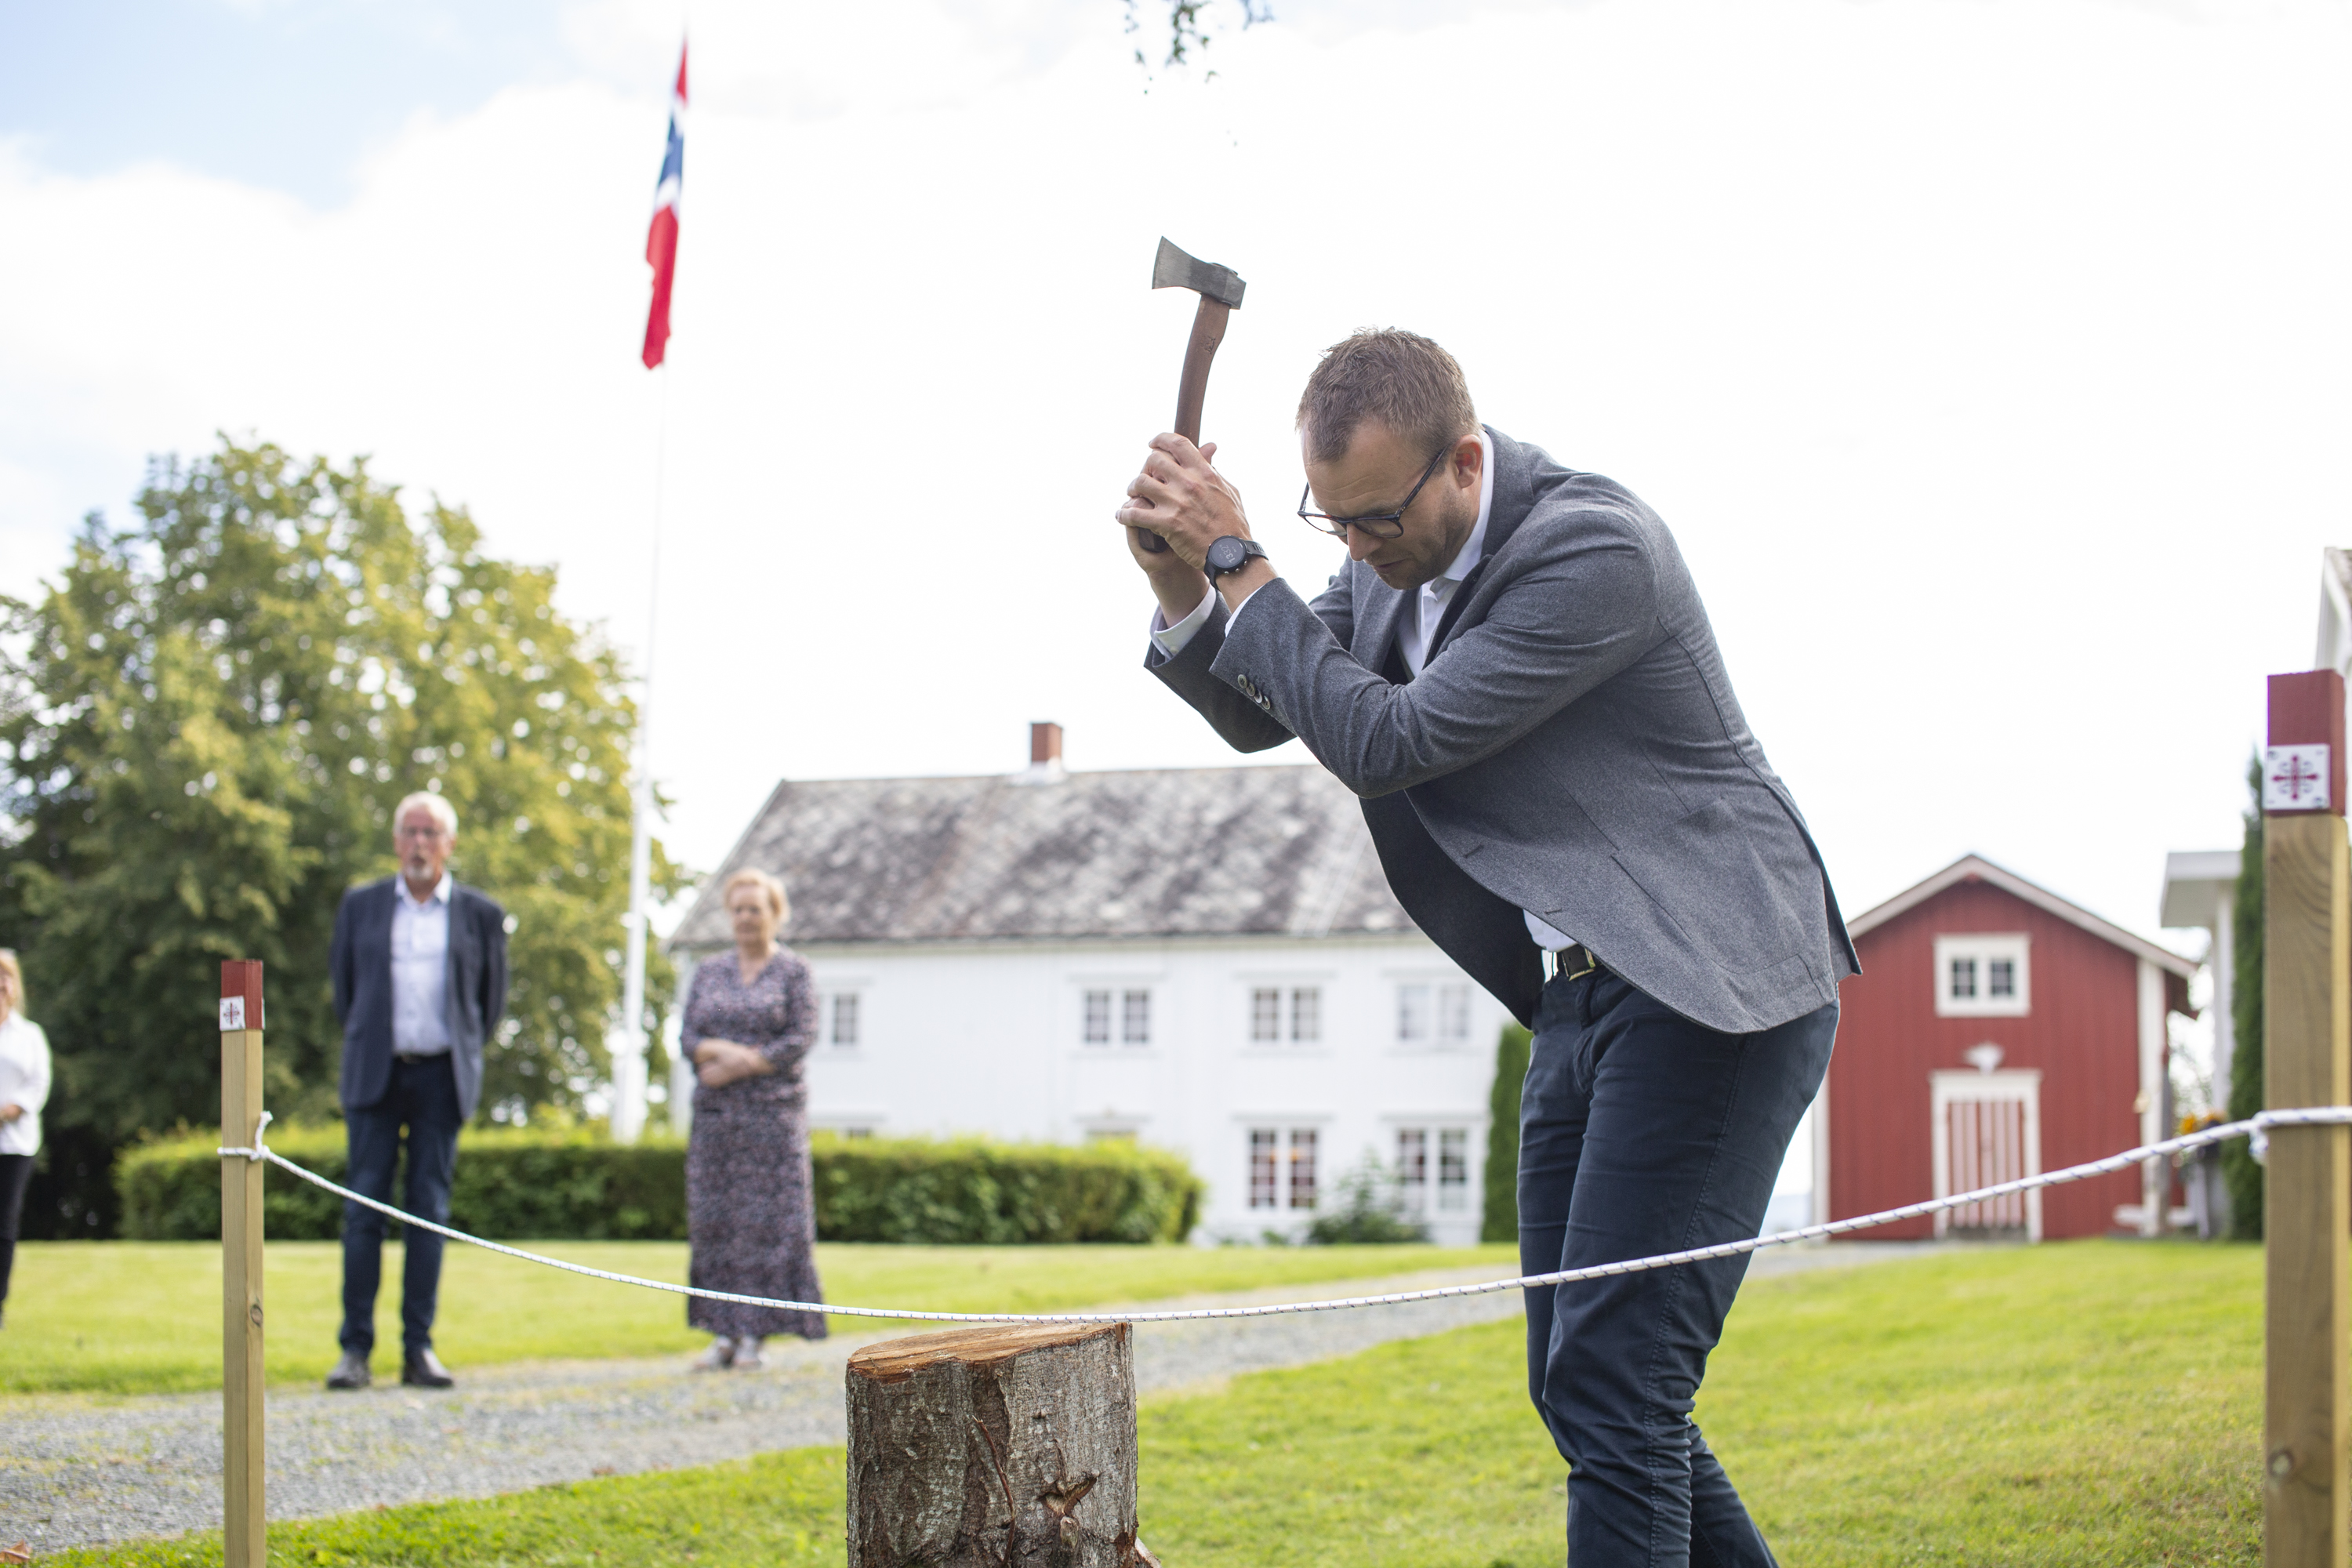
top-left (2267, 670), bottom-right (2347, 817)
top-left (220, 960), bottom-right (266, 1031)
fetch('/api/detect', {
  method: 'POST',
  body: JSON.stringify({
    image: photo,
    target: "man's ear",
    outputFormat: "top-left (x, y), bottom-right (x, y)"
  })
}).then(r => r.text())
top-left (1451, 431), bottom-right (1484, 490)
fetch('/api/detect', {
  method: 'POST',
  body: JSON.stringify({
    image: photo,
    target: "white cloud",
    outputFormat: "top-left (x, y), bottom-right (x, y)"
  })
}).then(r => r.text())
top-left (3, 0), bottom-right (2347, 935)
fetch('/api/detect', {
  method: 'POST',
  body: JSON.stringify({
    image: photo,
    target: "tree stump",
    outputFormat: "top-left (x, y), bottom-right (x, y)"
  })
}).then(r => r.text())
top-left (846, 1321), bottom-right (1160, 1568)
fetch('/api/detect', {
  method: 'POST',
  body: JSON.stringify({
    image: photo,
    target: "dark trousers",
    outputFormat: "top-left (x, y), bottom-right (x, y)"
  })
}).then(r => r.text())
top-left (340, 1053), bottom-right (462, 1357)
top-left (0, 1152), bottom-right (32, 1308)
top-left (1519, 967), bottom-right (1837, 1568)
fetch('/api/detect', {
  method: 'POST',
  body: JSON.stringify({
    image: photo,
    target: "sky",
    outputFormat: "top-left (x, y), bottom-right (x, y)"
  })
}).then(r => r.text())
top-left (4, 0), bottom-right (2346, 985)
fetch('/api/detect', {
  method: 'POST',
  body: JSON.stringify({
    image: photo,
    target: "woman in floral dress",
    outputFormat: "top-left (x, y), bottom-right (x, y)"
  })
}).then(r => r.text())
top-left (679, 867), bottom-right (826, 1369)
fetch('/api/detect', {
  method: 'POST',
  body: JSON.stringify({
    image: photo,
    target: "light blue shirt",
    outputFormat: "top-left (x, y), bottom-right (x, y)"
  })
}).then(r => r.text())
top-left (390, 872), bottom-right (453, 1054)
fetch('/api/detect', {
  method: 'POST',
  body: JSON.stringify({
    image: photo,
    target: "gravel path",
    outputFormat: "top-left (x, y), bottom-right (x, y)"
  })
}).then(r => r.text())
top-left (1, 1242), bottom-right (1938, 1552)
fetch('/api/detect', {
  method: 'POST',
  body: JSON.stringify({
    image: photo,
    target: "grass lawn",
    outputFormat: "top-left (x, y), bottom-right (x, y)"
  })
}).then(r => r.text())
top-left (44, 1240), bottom-right (2263, 1566)
top-left (0, 1239), bottom-right (1518, 1396)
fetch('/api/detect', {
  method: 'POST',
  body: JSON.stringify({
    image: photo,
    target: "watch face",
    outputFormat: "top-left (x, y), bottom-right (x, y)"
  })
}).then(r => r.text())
top-left (1207, 536), bottom-right (1246, 573)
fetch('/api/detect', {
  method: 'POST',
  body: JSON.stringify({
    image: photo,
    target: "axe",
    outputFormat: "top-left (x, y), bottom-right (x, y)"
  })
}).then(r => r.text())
top-left (1134, 236), bottom-right (1247, 554)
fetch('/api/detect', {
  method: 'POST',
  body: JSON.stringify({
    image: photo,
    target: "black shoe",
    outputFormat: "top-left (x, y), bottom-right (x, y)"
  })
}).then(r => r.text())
top-left (325, 1350), bottom-right (371, 1390)
top-left (401, 1348), bottom-right (455, 1388)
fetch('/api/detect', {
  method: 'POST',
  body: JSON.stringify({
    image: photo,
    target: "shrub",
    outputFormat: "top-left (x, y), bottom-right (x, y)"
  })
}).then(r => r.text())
top-left (1305, 1150), bottom-right (1429, 1245)
top-left (1482, 1022), bottom-right (1531, 1242)
top-left (115, 1125), bottom-right (1202, 1245)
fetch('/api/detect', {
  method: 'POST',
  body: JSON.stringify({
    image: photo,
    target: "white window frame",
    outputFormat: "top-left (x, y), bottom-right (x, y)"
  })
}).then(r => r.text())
top-left (1395, 978), bottom-right (1473, 1048)
top-left (1246, 983), bottom-right (1323, 1047)
top-left (1933, 933), bottom-right (2031, 1018)
top-left (826, 989), bottom-right (862, 1049)
top-left (1391, 1120), bottom-right (1476, 1216)
top-left (1245, 1124), bottom-right (1321, 1210)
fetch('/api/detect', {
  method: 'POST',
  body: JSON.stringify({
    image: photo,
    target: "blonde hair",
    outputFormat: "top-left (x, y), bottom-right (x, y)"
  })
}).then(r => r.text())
top-left (392, 791), bottom-right (459, 838)
top-left (723, 868), bottom-right (789, 924)
top-left (0, 949), bottom-right (21, 1020)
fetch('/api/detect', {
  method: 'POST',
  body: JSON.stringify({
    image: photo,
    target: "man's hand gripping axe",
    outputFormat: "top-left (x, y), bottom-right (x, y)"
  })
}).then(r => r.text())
top-left (1134, 237), bottom-right (1247, 553)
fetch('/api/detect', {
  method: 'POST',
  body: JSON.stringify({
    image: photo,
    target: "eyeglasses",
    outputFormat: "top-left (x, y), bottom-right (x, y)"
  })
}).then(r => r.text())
top-left (1297, 443), bottom-right (1452, 541)
top-left (396, 825), bottom-right (448, 841)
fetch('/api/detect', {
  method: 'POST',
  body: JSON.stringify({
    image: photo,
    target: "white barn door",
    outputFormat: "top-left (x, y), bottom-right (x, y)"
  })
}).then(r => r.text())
top-left (1929, 1069), bottom-right (2043, 1243)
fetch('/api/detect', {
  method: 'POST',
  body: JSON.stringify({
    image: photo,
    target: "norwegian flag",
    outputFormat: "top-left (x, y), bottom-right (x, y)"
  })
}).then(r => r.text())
top-left (641, 42), bottom-right (687, 369)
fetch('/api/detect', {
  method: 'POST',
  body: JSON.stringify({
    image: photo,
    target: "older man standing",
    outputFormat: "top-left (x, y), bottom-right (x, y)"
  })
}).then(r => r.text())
top-left (325, 791), bottom-right (508, 1391)
top-left (1119, 330), bottom-right (1855, 1566)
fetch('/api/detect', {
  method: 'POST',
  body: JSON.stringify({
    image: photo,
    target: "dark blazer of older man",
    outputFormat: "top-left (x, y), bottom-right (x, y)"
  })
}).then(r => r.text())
top-left (1126, 331), bottom-right (1857, 1567)
top-left (324, 827), bottom-right (507, 1391)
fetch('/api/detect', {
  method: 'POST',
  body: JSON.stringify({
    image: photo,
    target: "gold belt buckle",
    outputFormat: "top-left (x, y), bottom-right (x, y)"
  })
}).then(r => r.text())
top-left (1562, 945), bottom-right (1599, 981)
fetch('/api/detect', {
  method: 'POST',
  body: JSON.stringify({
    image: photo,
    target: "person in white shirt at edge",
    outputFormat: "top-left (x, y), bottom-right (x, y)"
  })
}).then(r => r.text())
top-left (1116, 330), bottom-right (1853, 1568)
top-left (0, 948), bottom-right (53, 1331)
top-left (324, 791), bottom-right (509, 1392)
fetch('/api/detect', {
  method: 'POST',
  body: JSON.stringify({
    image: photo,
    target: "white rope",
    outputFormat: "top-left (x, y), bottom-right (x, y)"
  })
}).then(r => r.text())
top-left (216, 1108), bottom-right (2347, 1327)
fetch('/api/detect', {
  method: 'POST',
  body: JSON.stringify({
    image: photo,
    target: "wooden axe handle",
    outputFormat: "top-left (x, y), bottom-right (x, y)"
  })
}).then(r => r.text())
top-left (1134, 294), bottom-right (1234, 555)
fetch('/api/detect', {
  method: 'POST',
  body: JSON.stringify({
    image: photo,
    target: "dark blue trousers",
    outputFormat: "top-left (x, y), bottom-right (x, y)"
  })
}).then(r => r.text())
top-left (339, 1053), bottom-right (462, 1357)
top-left (1519, 967), bottom-right (1837, 1567)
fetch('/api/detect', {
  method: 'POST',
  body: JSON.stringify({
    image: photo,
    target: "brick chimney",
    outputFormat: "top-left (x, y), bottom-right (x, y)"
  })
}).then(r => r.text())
top-left (1015, 721), bottom-right (1065, 785)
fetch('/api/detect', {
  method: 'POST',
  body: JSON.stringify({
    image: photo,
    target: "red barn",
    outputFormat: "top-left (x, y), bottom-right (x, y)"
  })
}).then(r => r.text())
top-left (1817, 855), bottom-right (2196, 1242)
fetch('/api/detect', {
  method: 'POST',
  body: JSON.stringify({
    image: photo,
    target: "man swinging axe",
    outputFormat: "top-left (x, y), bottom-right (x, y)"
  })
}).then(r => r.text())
top-left (1116, 318), bottom-right (1857, 1567)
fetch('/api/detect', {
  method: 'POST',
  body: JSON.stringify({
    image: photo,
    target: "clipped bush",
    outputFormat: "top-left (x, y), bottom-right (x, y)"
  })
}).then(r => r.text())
top-left (115, 1125), bottom-right (1201, 1245)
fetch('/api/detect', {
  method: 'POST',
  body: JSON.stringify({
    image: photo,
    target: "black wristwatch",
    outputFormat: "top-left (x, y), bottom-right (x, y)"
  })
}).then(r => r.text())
top-left (1204, 535), bottom-right (1269, 583)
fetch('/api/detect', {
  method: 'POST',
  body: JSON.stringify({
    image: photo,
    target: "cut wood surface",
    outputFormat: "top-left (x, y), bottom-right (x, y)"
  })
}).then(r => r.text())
top-left (847, 1321), bottom-right (1154, 1567)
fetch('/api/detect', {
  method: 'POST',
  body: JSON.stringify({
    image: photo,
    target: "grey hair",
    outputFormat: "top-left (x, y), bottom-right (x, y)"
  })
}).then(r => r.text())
top-left (724, 867), bottom-right (790, 924)
top-left (1295, 328), bottom-right (1479, 464)
top-left (392, 791), bottom-right (459, 838)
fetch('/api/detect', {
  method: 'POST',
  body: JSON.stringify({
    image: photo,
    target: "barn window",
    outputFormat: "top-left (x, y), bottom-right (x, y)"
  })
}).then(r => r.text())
top-left (1122, 989), bottom-right (1151, 1045)
top-left (828, 992), bottom-right (860, 1047)
top-left (1934, 935), bottom-right (2031, 1017)
top-left (1083, 989), bottom-right (1112, 1044)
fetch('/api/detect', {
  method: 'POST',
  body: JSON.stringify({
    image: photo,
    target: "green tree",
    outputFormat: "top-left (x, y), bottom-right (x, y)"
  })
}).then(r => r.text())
top-left (1481, 1021), bottom-right (1530, 1243)
top-left (0, 439), bottom-right (687, 1228)
top-left (2223, 753), bottom-right (2265, 1239)
top-left (1127, 0), bottom-right (1272, 71)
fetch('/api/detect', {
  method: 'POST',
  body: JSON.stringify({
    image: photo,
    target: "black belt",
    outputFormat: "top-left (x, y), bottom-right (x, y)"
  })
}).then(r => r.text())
top-left (394, 1051), bottom-right (449, 1065)
top-left (1543, 944), bottom-right (1602, 982)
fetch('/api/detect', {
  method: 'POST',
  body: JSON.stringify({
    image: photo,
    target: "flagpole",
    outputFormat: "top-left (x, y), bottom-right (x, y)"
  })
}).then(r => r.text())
top-left (615, 365), bottom-right (666, 1145)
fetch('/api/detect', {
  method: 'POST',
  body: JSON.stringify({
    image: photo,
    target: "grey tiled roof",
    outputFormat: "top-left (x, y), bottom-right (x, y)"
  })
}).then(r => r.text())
top-left (670, 764), bottom-right (1415, 949)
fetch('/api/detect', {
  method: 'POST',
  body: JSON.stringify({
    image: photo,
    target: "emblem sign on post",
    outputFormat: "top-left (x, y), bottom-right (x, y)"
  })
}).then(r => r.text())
top-left (2265, 744), bottom-right (2333, 813)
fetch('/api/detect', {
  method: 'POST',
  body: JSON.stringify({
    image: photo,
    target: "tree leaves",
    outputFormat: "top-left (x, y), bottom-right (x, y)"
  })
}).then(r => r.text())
top-left (0, 437), bottom-right (690, 1149)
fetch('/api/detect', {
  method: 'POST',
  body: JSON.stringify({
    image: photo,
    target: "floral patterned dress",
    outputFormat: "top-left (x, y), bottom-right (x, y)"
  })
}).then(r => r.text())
top-left (681, 947), bottom-right (826, 1341)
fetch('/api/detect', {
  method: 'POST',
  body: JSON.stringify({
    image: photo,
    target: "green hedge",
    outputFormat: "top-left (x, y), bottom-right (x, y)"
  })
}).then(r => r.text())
top-left (116, 1125), bottom-right (1203, 1245)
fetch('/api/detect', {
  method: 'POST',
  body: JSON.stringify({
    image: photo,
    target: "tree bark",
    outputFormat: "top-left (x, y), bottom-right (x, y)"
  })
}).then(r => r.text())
top-left (846, 1321), bottom-right (1156, 1567)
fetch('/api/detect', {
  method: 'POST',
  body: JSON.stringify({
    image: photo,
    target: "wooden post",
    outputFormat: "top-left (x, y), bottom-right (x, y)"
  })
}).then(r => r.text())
top-left (2263, 671), bottom-right (2351, 1567)
top-left (845, 1322), bottom-right (1160, 1568)
top-left (220, 960), bottom-right (266, 1568)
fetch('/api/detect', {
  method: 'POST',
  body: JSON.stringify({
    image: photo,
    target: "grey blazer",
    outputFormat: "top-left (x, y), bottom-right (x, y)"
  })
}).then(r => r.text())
top-left (1147, 427), bottom-right (1857, 1035)
top-left (331, 877), bottom-right (510, 1120)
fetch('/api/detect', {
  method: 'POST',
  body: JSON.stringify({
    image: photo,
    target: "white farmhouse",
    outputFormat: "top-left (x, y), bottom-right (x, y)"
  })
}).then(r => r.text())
top-left (666, 725), bottom-right (1512, 1246)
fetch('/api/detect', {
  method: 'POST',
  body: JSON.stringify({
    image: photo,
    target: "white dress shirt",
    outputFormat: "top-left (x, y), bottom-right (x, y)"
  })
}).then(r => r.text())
top-left (1148, 430), bottom-right (1577, 953)
top-left (390, 872), bottom-right (454, 1056)
top-left (0, 1011), bottom-right (53, 1159)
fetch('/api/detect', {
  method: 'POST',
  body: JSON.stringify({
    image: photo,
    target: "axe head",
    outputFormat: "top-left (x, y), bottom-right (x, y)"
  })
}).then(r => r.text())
top-left (1152, 237), bottom-right (1246, 310)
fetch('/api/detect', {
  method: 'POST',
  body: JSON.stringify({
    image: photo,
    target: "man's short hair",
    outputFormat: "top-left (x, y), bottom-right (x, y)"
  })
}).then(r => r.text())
top-left (393, 791), bottom-right (459, 839)
top-left (1296, 328), bottom-right (1479, 463)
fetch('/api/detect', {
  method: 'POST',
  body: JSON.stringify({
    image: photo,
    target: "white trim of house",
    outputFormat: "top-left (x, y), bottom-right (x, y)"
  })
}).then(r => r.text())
top-left (2132, 956), bottom-right (2168, 1237)
top-left (1930, 1068), bottom-right (2043, 1243)
top-left (1810, 1071), bottom-right (1831, 1228)
top-left (1849, 855), bottom-right (2197, 979)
